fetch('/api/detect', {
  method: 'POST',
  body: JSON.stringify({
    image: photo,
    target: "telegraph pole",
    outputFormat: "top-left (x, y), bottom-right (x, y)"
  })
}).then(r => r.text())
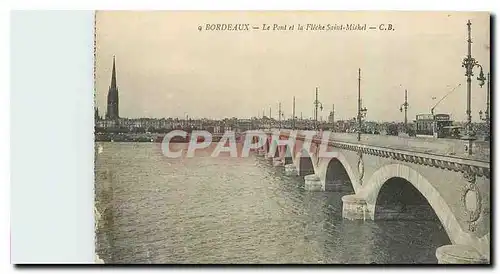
top-left (269, 107), bottom-right (272, 129)
top-left (313, 87), bottom-right (323, 130)
top-left (357, 68), bottom-right (368, 141)
top-left (278, 102), bottom-right (282, 130)
top-left (332, 104), bottom-right (335, 132)
top-left (400, 89), bottom-right (409, 132)
top-left (357, 69), bottom-right (362, 141)
top-left (314, 87), bottom-right (318, 130)
top-left (292, 96), bottom-right (296, 130)
top-left (404, 90), bottom-right (408, 129)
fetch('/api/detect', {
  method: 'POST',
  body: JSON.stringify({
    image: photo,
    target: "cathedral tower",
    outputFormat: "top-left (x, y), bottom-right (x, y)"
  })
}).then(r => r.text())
top-left (106, 56), bottom-right (119, 120)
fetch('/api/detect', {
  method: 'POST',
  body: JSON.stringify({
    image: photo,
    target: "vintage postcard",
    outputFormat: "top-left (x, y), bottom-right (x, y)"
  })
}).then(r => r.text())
top-left (94, 11), bottom-right (491, 264)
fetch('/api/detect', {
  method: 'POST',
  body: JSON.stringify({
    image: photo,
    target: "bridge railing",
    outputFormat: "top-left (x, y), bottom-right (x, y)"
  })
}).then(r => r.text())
top-left (260, 129), bottom-right (489, 164)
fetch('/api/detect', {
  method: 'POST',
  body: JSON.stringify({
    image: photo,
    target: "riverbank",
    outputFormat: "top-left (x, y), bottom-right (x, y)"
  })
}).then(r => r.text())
top-left (95, 132), bottom-right (235, 143)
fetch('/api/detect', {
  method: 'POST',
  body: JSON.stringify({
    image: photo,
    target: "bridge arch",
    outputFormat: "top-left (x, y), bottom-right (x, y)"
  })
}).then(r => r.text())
top-left (317, 152), bottom-right (360, 193)
top-left (373, 177), bottom-right (445, 221)
top-left (295, 149), bottom-right (317, 177)
top-left (360, 163), bottom-right (476, 249)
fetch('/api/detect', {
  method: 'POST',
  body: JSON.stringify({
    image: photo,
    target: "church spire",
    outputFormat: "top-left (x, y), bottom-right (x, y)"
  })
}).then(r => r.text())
top-left (111, 55), bottom-right (117, 89)
top-left (106, 55), bottom-right (119, 120)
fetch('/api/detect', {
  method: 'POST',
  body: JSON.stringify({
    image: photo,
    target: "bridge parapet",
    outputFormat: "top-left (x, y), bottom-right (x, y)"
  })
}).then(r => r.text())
top-left (262, 129), bottom-right (490, 178)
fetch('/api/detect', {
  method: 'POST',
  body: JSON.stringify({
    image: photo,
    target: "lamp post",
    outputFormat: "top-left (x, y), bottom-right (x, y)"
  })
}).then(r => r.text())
top-left (399, 89), bottom-right (409, 133)
top-left (278, 102), bottom-right (283, 130)
top-left (357, 68), bottom-right (368, 141)
top-left (292, 96), bottom-right (296, 130)
top-left (461, 20), bottom-right (486, 155)
top-left (314, 87), bottom-right (324, 130)
top-left (479, 72), bottom-right (490, 139)
top-left (269, 107), bottom-right (272, 129)
top-left (331, 104), bottom-right (335, 132)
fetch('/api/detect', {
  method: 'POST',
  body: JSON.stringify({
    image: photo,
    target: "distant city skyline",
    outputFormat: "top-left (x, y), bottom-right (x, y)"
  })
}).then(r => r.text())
top-left (95, 11), bottom-right (490, 122)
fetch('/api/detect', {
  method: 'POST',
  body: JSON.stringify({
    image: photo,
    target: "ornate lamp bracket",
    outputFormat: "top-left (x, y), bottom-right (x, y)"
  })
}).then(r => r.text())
top-left (357, 150), bottom-right (364, 184)
top-left (314, 143), bottom-right (321, 166)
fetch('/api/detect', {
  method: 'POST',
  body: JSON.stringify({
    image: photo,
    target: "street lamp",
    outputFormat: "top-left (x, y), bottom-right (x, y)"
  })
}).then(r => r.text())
top-left (331, 104), bottom-right (335, 132)
top-left (292, 96), bottom-right (296, 130)
top-left (461, 20), bottom-right (486, 155)
top-left (399, 89), bottom-right (409, 133)
top-left (478, 72), bottom-right (490, 123)
top-left (357, 68), bottom-right (368, 141)
top-left (278, 102), bottom-right (283, 130)
top-left (314, 87), bottom-right (324, 130)
top-left (479, 72), bottom-right (490, 139)
top-left (358, 105), bottom-right (368, 140)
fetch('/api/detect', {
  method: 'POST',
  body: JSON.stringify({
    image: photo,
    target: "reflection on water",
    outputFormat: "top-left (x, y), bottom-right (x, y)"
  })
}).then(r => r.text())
top-left (95, 142), bottom-right (450, 264)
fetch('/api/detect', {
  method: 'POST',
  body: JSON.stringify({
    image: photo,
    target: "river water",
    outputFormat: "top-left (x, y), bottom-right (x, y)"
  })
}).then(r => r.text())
top-left (95, 142), bottom-right (450, 264)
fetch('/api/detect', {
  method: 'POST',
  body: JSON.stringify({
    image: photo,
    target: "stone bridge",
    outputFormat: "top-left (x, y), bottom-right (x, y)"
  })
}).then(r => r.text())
top-left (254, 129), bottom-right (490, 264)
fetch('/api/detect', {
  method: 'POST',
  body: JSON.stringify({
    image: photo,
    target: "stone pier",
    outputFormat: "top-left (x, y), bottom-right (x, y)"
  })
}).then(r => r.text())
top-left (304, 174), bottom-right (323, 191)
top-left (435, 245), bottom-right (488, 264)
top-left (284, 164), bottom-right (298, 176)
top-left (342, 194), bottom-right (368, 220)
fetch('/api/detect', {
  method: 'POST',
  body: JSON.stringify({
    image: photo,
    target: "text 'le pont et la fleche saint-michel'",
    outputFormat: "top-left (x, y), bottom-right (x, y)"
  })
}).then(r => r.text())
top-left (198, 23), bottom-right (395, 32)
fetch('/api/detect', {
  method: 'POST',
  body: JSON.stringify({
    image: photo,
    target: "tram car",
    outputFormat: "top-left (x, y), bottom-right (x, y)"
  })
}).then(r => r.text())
top-left (415, 113), bottom-right (454, 138)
